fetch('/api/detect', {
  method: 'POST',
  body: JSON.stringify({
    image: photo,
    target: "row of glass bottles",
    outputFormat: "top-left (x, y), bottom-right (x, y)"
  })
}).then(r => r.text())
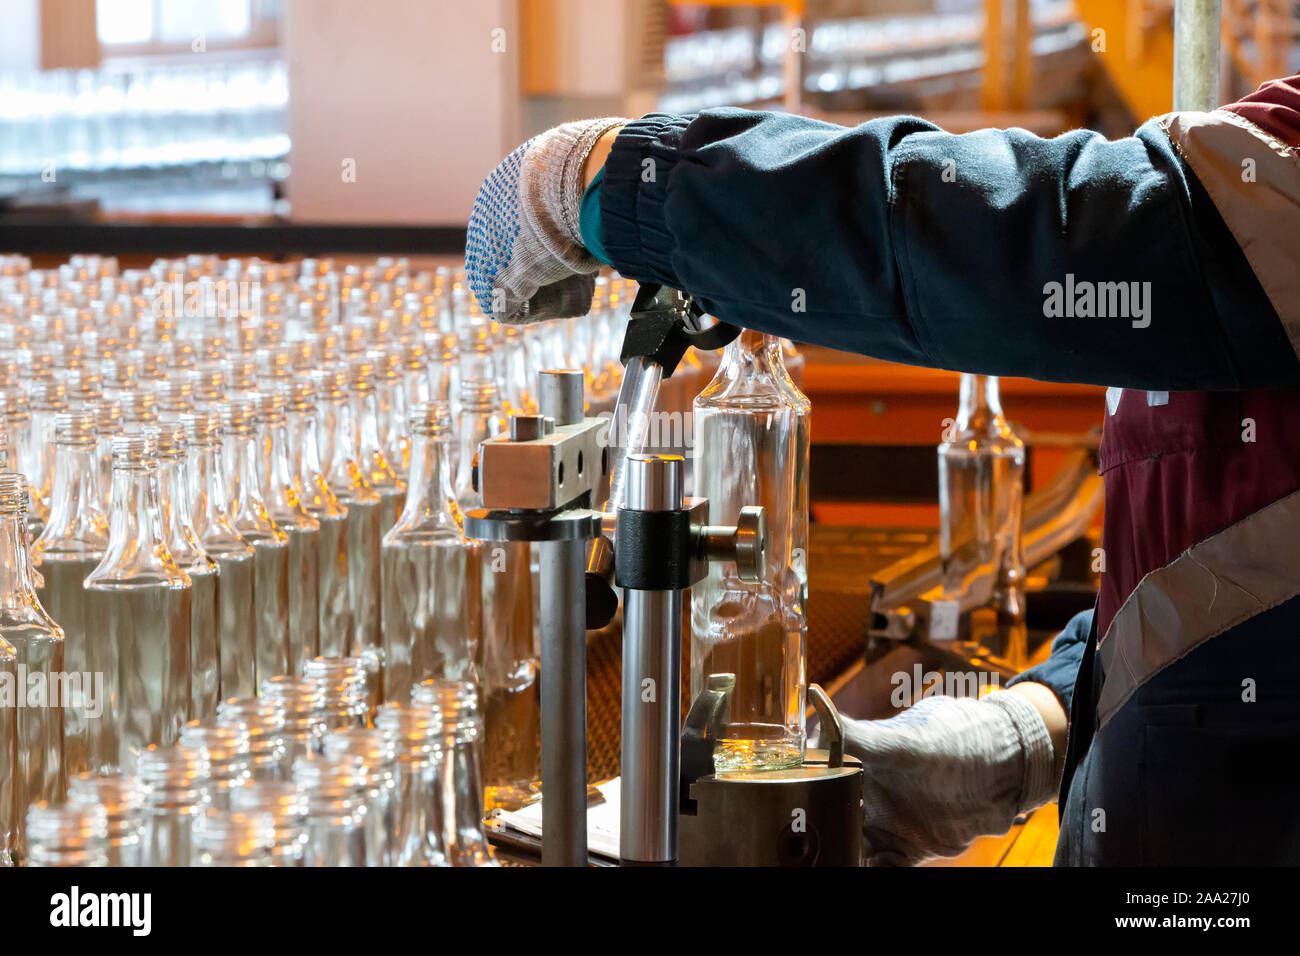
top-left (23, 676), bottom-right (495, 866)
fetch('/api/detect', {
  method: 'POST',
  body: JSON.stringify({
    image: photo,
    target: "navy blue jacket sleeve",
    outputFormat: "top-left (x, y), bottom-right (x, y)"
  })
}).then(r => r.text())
top-left (599, 109), bottom-right (1300, 390)
top-left (1006, 608), bottom-right (1093, 714)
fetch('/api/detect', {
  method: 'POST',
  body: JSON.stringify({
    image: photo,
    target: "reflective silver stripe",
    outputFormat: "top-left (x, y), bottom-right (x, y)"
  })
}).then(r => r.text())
top-left (1097, 487), bottom-right (1300, 728)
top-left (1158, 109), bottom-right (1300, 362)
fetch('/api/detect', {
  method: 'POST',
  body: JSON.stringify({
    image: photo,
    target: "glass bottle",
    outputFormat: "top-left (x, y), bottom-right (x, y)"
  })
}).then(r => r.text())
top-left (215, 696), bottom-right (287, 782)
top-left (260, 675), bottom-right (327, 775)
top-left (382, 402), bottom-right (480, 705)
top-left (155, 425), bottom-right (221, 722)
top-left (294, 753), bottom-right (370, 867)
top-left (179, 722), bottom-right (252, 812)
top-left (222, 396), bottom-right (291, 688)
top-left (412, 679), bottom-right (495, 866)
top-left (0, 472), bottom-right (66, 863)
top-left (84, 433), bottom-right (192, 771)
top-left (24, 802), bottom-right (108, 867)
top-left (229, 779), bottom-right (309, 865)
top-left (92, 401), bottom-right (122, 508)
top-left (376, 702), bottom-right (448, 866)
top-left (184, 410), bottom-right (258, 700)
top-left (937, 374), bottom-right (1027, 660)
top-left (691, 330), bottom-right (807, 772)
top-left (350, 356), bottom-right (406, 535)
top-left (454, 379), bottom-right (539, 811)
top-left (190, 809), bottom-right (275, 866)
top-left (315, 367), bottom-right (382, 665)
top-left (285, 379), bottom-right (350, 658)
top-left (32, 411), bottom-right (109, 777)
top-left (372, 349), bottom-right (409, 480)
top-left (0, 633), bottom-right (15, 866)
top-left (303, 656), bottom-right (371, 731)
top-left (67, 770), bottom-right (144, 867)
top-left (257, 391), bottom-right (321, 672)
top-left (322, 728), bottom-right (399, 866)
top-left (136, 745), bottom-right (208, 866)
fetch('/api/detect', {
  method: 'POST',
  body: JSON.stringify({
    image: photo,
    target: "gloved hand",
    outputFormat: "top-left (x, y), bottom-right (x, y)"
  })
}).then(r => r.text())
top-left (465, 117), bottom-right (626, 323)
top-left (843, 691), bottom-right (1057, 866)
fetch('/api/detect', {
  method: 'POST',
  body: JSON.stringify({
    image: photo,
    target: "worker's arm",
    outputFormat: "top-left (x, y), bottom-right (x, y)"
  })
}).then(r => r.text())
top-left (587, 92), bottom-right (1300, 391)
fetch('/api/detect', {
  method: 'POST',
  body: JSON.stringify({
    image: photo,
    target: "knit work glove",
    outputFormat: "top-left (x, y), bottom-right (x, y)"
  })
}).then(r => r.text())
top-left (465, 118), bottom-right (626, 323)
top-left (843, 691), bottom-right (1057, 866)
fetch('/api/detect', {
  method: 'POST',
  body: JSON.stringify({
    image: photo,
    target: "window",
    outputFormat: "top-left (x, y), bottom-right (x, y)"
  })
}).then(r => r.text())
top-left (96, 0), bottom-right (280, 53)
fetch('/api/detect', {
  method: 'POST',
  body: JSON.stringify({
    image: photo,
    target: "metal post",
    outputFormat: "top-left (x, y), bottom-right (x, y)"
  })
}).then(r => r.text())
top-left (539, 536), bottom-right (587, 866)
top-left (1173, 0), bottom-right (1222, 112)
top-left (618, 455), bottom-right (684, 864)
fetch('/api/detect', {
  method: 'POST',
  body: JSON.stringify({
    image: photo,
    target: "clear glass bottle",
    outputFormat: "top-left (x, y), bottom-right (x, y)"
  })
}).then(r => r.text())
top-left (285, 379), bottom-right (350, 658)
top-left (0, 472), bottom-right (66, 863)
top-left (303, 656), bottom-right (371, 731)
top-left (184, 410), bottom-right (258, 700)
top-left (222, 396), bottom-right (291, 688)
top-left (315, 367), bottom-right (382, 665)
top-left (382, 402), bottom-right (480, 705)
top-left (24, 802), bottom-right (108, 867)
top-left (322, 728), bottom-right (399, 866)
top-left (32, 411), bottom-right (109, 778)
top-left (179, 722), bottom-right (252, 811)
top-left (937, 374), bottom-right (1027, 660)
top-left (376, 702), bottom-right (449, 866)
top-left (260, 675), bottom-right (327, 775)
top-left (84, 433), bottom-right (192, 772)
top-left (216, 696), bottom-right (287, 782)
top-left (67, 770), bottom-right (144, 867)
top-left (257, 390), bottom-right (321, 673)
top-left (155, 424), bottom-right (221, 722)
top-left (0, 633), bottom-right (15, 866)
top-left (454, 379), bottom-right (539, 811)
top-left (691, 330), bottom-right (807, 772)
top-left (350, 356), bottom-right (406, 536)
top-left (190, 809), bottom-right (275, 866)
top-left (229, 779), bottom-right (309, 865)
top-left (412, 679), bottom-right (495, 866)
top-left (136, 744), bottom-right (208, 866)
top-left (294, 753), bottom-right (370, 867)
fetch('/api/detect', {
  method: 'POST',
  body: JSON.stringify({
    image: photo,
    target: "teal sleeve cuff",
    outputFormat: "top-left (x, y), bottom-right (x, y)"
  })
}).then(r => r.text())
top-left (579, 167), bottom-right (611, 267)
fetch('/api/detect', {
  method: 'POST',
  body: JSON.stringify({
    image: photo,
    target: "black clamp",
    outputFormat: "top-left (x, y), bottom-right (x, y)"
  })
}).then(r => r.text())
top-left (620, 284), bottom-right (741, 378)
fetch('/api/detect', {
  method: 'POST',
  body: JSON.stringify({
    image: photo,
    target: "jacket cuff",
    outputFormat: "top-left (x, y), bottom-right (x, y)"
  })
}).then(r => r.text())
top-left (600, 112), bottom-right (696, 286)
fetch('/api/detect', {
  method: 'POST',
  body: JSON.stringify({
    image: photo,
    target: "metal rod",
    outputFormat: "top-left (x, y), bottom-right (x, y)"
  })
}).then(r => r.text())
top-left (1173, 0), bottom-right (1222, 112)
top-left (620, 587), bottom-right (681, 864)
top-left (539, 535), bottom-right (589, 867)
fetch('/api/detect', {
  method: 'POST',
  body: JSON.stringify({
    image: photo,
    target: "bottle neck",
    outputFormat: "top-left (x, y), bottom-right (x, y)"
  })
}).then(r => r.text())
top-left (453, 403), bottom-right (499, 507)
top-left (286, 408), bottom-right (344, 518)
top-left (262, 419), bottom-right (311, 523)
top-left (955, 374), bottom-right (1007, 431)
top-left (226, 432), bottom-right (280, 536)
top-left (0, 510), bottom-right (42, 611)
top-left (157, 457), bottom-right (207, 568)
top-left (395, 431), bottom-right (459, 532)
top-left (34, 442), bottom-right (109, 556)
top-left (93, 463), bottom-right (184, 583)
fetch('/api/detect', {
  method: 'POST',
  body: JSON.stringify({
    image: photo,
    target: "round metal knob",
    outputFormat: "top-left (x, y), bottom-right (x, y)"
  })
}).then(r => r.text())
top-left (733, 506), bottom-right (767, 582)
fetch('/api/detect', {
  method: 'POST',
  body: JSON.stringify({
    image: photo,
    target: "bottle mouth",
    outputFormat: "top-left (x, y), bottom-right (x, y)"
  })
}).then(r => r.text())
top-left (25, 801), bottom-right (108, 848)
top-left (0, 471), bottom-right (30, 514)
top-left (110, 432), bottom-right (158, 468)
top-left (407, 401), bottom-right (453, 437)
top-left (53, 410), bottom-right (97, 445)
top-left (458, 378), bottom-right (499, 411)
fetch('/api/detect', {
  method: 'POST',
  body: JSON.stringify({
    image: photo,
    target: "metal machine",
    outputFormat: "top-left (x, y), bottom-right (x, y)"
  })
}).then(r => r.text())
top-left (467, 284), bottom-right (864, 866)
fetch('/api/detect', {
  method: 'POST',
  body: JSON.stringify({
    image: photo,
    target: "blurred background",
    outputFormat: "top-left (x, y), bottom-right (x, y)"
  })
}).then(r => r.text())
top-left (1, 0), bottom-right (1297, 231)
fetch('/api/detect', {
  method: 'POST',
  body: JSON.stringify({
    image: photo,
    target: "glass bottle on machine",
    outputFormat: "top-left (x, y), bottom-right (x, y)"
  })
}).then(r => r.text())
top-left (937, 374), bottom-right (1027, 661)
top-left (154, 424), bottom-right (221, 723)
top-left (284, 379), bottom-right (350, 659)
top-left (84, 433), bottom-right (192, 772)
top-left (185, 410), bottom-right (258, 701)
top-left (0, 472), bottom-right (65, 865)
top-left (256, 390), bottom-right (321, 674)
top-left (222, 396), bottom-right (291, 691)
top-left (32, 411), bottom-right (110, 777)
top-left (382, 402), bottom-right (481, 705)
top-left (690, 329), bottom-right (807, 773)
top-left (454, 378), bottom-right (539, 812)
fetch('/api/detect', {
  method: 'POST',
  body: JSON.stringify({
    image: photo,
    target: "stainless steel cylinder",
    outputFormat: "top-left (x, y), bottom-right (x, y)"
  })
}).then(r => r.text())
top-left (619, 453), bottom-right (686, 864)
top-left (537, 369), bottom-right (585, 426)
top-left (539, 536), bottom-right (588, 866)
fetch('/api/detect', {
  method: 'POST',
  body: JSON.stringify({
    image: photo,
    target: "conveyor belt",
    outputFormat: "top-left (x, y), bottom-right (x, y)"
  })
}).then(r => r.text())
top-left (582, 525), bottom-right (937, 781)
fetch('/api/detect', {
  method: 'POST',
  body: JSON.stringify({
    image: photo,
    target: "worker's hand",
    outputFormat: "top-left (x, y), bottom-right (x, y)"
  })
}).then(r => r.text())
top-left (465, 118), bottom-right (626, 324)
top-left (842, 691), bottom-right (1057, 866)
